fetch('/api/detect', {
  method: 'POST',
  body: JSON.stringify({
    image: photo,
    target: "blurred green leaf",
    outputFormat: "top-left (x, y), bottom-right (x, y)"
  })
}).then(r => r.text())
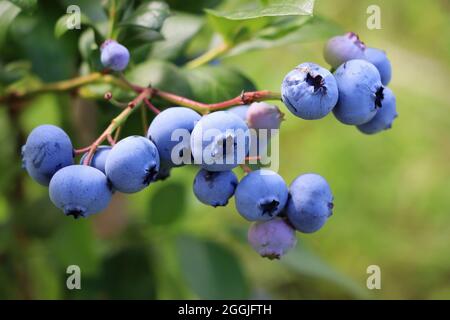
top-left (101, 245), bottom-right (156, 299)
top-left (183, 65), bottom-right (256, 103)
top-left (0, 0), bottom-right (21, 48)
top-left (207, 0), bottom-right (314, 20)
top-left (149, 182), bottom-right (187, 226)
top-left (177, 235), bottom-right (249, 299)
top-left (0, 60), bottom-right (31, 85)
top-left (165, 0), bottom-right (222, 14)
top-left (149, 13), bottom-right (204, 61)
top-left (126, 60), bottom-right (192, 97)
top-left (78, 28), bottom-right (97, 59)
top-left (8, 0), bottom-right (36, 12)
top-left (281, 244), bottom-right (369, 299)
top-left (50, 220), bottom-right (101, 276)
top-left (227, 16), bottom-right (342, 56)
top-left (120, 1), bottom-right (170, 31)
top-left (27, 242), bottom-right (61, 299)
top-left (61, 0), bottom-right (108, 24)
top-left (54, 12), bottom-right (92, 38)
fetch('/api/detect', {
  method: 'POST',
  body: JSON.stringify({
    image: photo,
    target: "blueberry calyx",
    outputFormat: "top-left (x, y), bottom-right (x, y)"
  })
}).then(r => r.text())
top-left (305, 72), bottom-right (325, 93)
top-left (375, 86), bottom-right (385, 109)
top-left (64, 206), bottom-right (86, 219)
top-left (347, 32), bottom-right (366, 50)
top-left (143, 165), bottom-right (158, 185)
top-left (259, 198), bottom-right (280, 216)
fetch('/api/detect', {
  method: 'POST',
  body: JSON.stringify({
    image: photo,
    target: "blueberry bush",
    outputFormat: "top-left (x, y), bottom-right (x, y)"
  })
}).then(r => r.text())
top-left (1, 0), bottom-right (449, 300)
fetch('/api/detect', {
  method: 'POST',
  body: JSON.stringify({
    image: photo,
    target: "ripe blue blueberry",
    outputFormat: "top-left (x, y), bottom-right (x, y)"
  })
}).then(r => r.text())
top-left (22, 124), bottom-right (74, 186)
top-left (357, 87), bottom-right (397, 134)
top-left (190, 111), bottom-right (250, 171)
top-left (154, 161), bottom-right (172, 181)
top-left (49, 165), bottom-right (112, 218)
top-left (286, 173), bottom-right (334, 233)
top-left (248, 218), bottom-right (297, 259)
top-left (105, 136), bottom-right (160, 193)
top-left (324, 32), bottom-right (366, 68)
top-left (80, 145), bottom-right (111, 174)
top-left (365, 47), bottom-right (392, 85)
top-left (147, 107), bottom-right (201, 166)
top-left (227, 105), bottom-right (249, 122)
top-left (281, 62), bottom-right (339, 120)
top-left (193, 169), bottom-right (238, 207)
top-left (333, 59), bottom-right (384, 125)
top-left (235, 169), bottom-right (289, 221)
top-left (100, 40), bottom-right (130, 71)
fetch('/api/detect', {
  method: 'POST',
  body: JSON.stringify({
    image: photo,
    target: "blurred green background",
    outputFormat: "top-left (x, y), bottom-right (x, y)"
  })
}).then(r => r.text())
top-left (0, 0), bottom-right (449, 299)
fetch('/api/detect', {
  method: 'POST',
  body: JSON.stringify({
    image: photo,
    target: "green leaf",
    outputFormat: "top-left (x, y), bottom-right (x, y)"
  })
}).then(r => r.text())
top-left (148, 182), bottom-right (187, 226)
top-left (281, 244), bottom-right (369, 299)
top-left (119, 26), bottom-right (163, 49)
top-left (78, 28), bottom-right (97, 59)
top-left (207, 0), bottom-right (314, 20)
top-left (177, 236), bottom-right (249, 299)
top-left (228, 16), bottom-right (343, 57)
top-left (165, 0), bottom-right (222, 14)
top-left (54, 12), bottom-right (91, 38)
top-left (50, 220), bottom-right (101, 276)
top-left (183, 65), bottom-right (256, 103)
top-left (120, 1), bottom-right (170, 31)
top-left (149, 12), bottom-right (204, 61)
top-left (8, 0), bottom-right (36, 12)
top-left (126, 60), bottom-right (192, 98)
top-left (0, 0), bottom-right (21, 48)
top-left (100, 245), bottom-right (157, 299)
top-left (0, 60), bottom-right (31, 85)
top-left (206, 10), bottom-right (270, 44)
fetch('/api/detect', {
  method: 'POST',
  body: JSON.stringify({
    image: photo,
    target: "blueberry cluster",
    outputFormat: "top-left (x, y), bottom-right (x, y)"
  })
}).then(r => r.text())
top-left (281, 32), bottom-right (397, 134)
top-left (21, 32), bottom-right (397, 260)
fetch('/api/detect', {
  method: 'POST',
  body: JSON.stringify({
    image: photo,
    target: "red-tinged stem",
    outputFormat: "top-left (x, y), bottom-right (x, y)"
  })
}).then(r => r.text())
top-left (240, 164), bottom-right (253, 174)
top-left (152, 89), bottom-right (281, 112)
top-left (106, 134), bottom-right (116, 146)
top-left (83, 88), bottom-right (152, 165)
top-left (144, 98), bottom-right (160, 114)
top-left (74, 146), bottom-right (91, 155)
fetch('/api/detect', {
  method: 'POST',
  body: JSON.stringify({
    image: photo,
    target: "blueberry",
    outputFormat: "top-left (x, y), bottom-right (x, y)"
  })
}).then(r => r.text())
top-left (245, 102), bottom-right (284, 156)
top-left (333, 59), bottom-right (384, 125)
top-left (193, 169), bottom-right (238, 207)
top-left (248, 218), bottom-right (297, 259)
top-left (246, 102), bottom-right (283, 130)
top-left (79, 145), bottom-right (111, 174)
top-left (281, 62), bottom-right (339, 120)
top-left (227, 105), bottom-right (249, 122)
top-left (154, 161), bottom-right (173, 181)
top-left (147, 107), bottom-right (201, 167)
top-left (286, 173), bottom-right (334, 233)
top-left (22, 124), bottom-right (74, 186)
top-left (191, 111), bottom-right (250, 171)
top-left (100, 40), bottom-right (130, 71)
top-left (324, 32), bottom-right (366, 68)
top-left (364, 47), bottom-right (392, 85)
top-left (49, 165), bottom-right (112, 218)
top-left (357, 87), bottom-right (397, 134)
top-left (235, 169), bottom-right (288, 221)
top-left (105, 136), bottom-right (160, 193)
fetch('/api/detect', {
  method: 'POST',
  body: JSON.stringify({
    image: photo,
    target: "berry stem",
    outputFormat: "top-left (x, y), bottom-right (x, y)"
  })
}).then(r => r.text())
top-left (0, 72), bottom-right (131, 102)
top-left (152, 89), bottom-right (281, 112)
top-left (82, 87), bottom-right (152, 165)
top-left (144, 98), bottom-right (161, 114)
top-left (185, 42), bottom-right (231, 69)
top-left (74, 146), bottom-right (92, 155)
top-left (240, 164), bottom-right (253, 174)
